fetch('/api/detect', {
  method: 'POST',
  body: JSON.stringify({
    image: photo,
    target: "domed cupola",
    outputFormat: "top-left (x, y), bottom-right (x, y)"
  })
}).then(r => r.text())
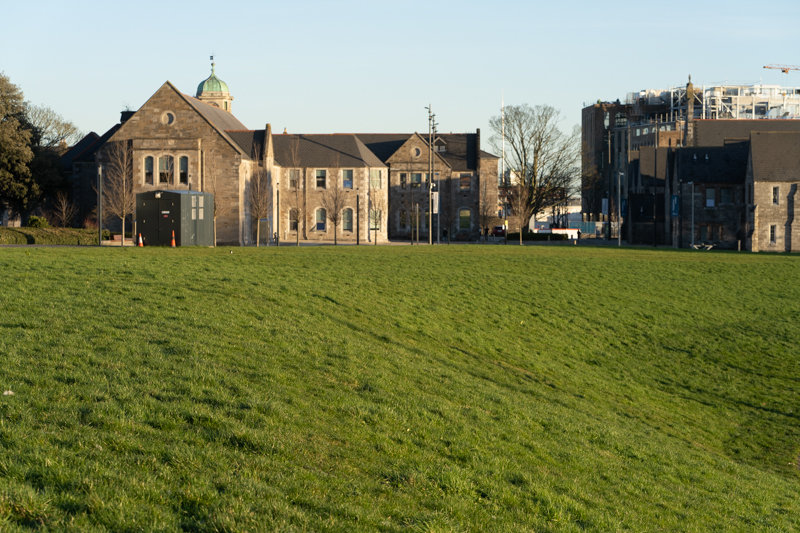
top-left (196, 60), bottom-right (233, 113)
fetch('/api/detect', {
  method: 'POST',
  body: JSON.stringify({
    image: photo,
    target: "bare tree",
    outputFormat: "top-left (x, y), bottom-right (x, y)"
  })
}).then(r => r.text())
top-left (507, 179), bottom-right (535, 245)
top-left (26, 104), bottom-right (83, 153)
top-left (368, 169), bottom-right (386, 246)
top-left (102, 141), bottom-right (135, 245)
top-left (204, 151), bottom-right (227, 246)
top-left (51, 190), bottom-right (78, 227)
top-left (247, 162), bottom-right (272, 247)
top-left (286, 136), bottom-right (307, 246)
top-left (488, 104), bottom-right (580, 224)
top-left (320, 161), bottom-right (348, 245)
top-left (478, 171), bottom-right (498, 243)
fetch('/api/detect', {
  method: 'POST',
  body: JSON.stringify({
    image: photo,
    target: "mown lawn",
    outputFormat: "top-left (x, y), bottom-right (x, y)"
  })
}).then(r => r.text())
top-left (0, 245), bottom-right (798, 532)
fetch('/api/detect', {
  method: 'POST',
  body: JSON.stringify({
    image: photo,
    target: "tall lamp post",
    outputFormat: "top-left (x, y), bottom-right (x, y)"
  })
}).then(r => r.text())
top-left (618, 171), bottom-right (623, 246)
top-left (276, 180), bottom-right (280, 247)
top-left (689, 181), bottom-right (695, 246)
top-left (97, 164), bottom-right (103, 246)
top-left (356, 188), bottom-right (360, 246)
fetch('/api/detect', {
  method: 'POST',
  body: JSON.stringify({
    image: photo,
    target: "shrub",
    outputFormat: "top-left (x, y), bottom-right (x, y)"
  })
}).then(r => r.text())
top-left (27, 216), bottom-right (50, 229)
top-left (0, 228), bottom-right (98, 245)
top-left (0, 228), bottom-right (28, 244)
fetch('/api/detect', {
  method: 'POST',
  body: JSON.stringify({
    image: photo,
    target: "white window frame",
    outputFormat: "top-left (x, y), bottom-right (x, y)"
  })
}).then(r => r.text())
top-left (315, 169), bottom-right (327, 189)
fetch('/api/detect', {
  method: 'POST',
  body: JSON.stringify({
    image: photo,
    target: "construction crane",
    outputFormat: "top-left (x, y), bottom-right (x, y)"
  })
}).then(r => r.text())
top-left (763, 64), bottom-right (800, 74)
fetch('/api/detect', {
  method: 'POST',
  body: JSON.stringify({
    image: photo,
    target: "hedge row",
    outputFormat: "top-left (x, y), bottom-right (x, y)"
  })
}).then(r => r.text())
top-left (506, 232), bottom-right (570, 241)
top-left (0, 228), bottom-right (99, 245)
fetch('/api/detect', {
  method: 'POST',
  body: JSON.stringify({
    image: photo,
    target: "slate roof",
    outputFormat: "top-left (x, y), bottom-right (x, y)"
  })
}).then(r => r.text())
top-left (226, 130), bottom-right (266, 158)
top-left (73, 124), bottom-right (122, 163)
top-left (60, 132), bottom-right (99, 169)
top-left (749, 131), bottom-right (800, 182)
top-left (694, 119), bottom-right (800, 147)
top-left (183, 95), bottom-right (247, 133)
top-left (355, 133), bottom-right (498, 171)
top-left (271, 134), bottom-right (386, 168)
top-left (675, 143), bottom-right (749, 184)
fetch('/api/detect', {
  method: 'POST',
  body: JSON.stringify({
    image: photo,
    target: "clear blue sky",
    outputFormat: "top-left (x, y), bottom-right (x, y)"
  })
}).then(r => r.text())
top-left (2, 0), bottom-right (799, 149)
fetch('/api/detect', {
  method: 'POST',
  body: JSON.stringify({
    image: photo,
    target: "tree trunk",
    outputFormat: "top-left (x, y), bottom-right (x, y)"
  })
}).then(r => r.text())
top-left (256, 222), bottom-right (260, 247)
top-left (213, 217), bottom-right (217, 247)
top-left (121, 217), bottom-right (125, 246)
top-left (334, 223), bottom-right (337, 245)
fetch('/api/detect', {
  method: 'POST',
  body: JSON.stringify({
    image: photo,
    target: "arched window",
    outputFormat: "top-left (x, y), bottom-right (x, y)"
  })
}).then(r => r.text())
top-left (316, 208), bottom-right (326, 231)
top-left (144, 156), bottom-right (153, 184)
top-left (159, 156), bottom-right (174, 184)
top-left (179, 156), bottom-right (189, 184)
top-left (459, 208), bottom-right (470, 230)
top-left (399, 209), bottom-right (408, 230)
top-left (342, 208), bottom-right (353, 231)
top-left (289, 208), bottom-right (299, 231)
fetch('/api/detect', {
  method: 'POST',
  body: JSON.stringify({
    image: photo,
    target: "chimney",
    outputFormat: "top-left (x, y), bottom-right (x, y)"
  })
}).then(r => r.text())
top-left (475, 128), bottom-right (481, 171)
top-left (120, 110), bottom-right (135, 123)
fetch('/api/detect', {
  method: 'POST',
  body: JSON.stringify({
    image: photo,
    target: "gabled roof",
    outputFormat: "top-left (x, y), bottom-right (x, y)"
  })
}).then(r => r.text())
top-left (354, 132), bottom-right (498, 171)
top-left (74, 124), bottom-right (122, 163)
top-left (694, 119), bottom-right (800, 147)
top-left (271, 134), bottom-right (386, 168)
top-left (750, 131), bottom-right (800, 182)
top-left (161, 82), bottom-right (250, 158)
top-left (60, 132), bottom-right (99, 169)
top-left (675, 143), bottom-right (749, 184)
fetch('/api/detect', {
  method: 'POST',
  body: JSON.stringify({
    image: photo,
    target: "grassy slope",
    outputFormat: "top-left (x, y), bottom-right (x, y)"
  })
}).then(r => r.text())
top-left (0, 245), bottom-right (798, 532)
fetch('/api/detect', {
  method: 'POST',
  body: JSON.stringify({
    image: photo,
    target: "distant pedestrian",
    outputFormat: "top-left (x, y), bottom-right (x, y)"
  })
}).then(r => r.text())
top-left (443, 229), bottom-right (448, 243)
top-left (577, 229), bottom-right (581, 240)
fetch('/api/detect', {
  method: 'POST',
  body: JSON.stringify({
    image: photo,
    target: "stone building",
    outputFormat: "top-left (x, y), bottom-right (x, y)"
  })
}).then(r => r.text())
top-left (746, 132), bottom-right (800, 252)
top-left (62, 63), bottom-right (499, 244)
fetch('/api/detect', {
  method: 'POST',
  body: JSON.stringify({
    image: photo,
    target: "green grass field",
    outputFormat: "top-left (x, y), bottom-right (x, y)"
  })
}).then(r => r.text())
top-left (1, 245), bottom-right (798, 532)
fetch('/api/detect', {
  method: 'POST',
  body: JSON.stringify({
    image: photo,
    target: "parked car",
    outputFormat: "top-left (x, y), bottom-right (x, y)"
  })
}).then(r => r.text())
top-left (492, 225), bottom-right (506, 237)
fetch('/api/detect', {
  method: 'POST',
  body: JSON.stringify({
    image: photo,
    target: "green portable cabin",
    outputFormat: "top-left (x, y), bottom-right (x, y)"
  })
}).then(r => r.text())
top-left (136, 191), bottom-right (215, 246)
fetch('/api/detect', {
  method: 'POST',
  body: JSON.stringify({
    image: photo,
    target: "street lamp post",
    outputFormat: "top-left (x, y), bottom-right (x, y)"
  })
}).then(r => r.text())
top-left (97, 164), bottom-right (103, 246)
top-left (356, 188), bottom-right (360, 245)
top-left (618, 171), bottom-right (623, 246)
top-left (689, 181), bottom-right (695, 246)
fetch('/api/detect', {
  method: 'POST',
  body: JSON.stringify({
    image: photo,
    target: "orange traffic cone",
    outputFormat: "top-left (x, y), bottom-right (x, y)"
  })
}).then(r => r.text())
top-left (138, 233), bottom-right (144, 247)
top-left (171, 230), bottom-right (176, 248)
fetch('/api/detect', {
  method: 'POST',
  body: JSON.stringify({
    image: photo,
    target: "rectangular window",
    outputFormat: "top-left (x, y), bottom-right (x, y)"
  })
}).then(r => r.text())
top-left (289, 169), bottom-right (300, 189)
top-left (460, 173), bottom-right (471, 191)
top-left (720, 188), bottom-right (732, 205)
top-left (711, 226), bottom-right (719, 241)
top-left (459, 209), bottom-right (470, 230)
top-left (705, 187), bottom-right (715, 208)
top-left (369, 209), bottom-right (381, 231)
top-left (316, 209), bottom-right (326, 231)
top-left (400, 173), bottom-right (407, 189)
top-left (370, 169), bottom-right (381, 189)
top-left (289, 208), bottom-right (298, 231)
top-left (773, 186), bottom-right (779, 205)
top-left (399, 210), bottom-right (408, 229)
top-left (700, 226), bottom-right (708, 242)
top-left (343, 169), bottom-right (353, 189)
top-left (343, 209), bottom-right (353, 231)
top-left (770, 225), bottom-right (776, 243)
top-left (411, 173), bottom-right (422, 188)
top-left (316, 169), bottom-right (326, 188)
